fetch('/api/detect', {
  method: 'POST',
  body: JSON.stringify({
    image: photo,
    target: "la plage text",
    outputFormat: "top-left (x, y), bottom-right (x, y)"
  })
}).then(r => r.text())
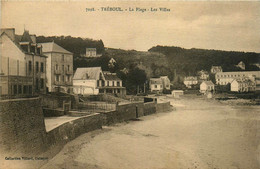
top-left (85, 7), bottom-right (170, 12)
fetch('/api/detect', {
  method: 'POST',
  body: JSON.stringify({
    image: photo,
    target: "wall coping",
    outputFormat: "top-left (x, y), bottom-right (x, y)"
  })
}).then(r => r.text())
top-left (0, 97), bottom-right (40, 103)
top-left (46, 113), bottom-right (100, 133)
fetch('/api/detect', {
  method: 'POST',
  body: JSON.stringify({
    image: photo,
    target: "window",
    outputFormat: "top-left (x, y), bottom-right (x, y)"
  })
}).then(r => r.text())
top-left (66, 75), bottom-right (70, 82)
top-left (67, 65), bottom-right (70, 71)
top-left (23, 86), bottom-right (27, 94)
top-left (40, 62), bottom-right (44, 72)
top-left (36, 62), bottom-right (39, 72)
top-left (62, 54), bottom-right (64, 61)
top-left (29, 61), bottom-right (32, 72)
top-left (40, 78), bottom-right (44, 89)
top-left (62, 75), bottom-right (64, 82)
top-left (155, 85), bottom-right (157, 88)
top-left (55, 64), bottom-right (59, 70)
top-left (107, 81), bottom-right (109, 86)
top-left (62, 65), bottom-right (64, 72)
top-left (97, 81), bottom-right (99, 87)
top-left (14, 85), bottom-right (17, 95)
top-left (29, 86), bottom-right (32, 94)
top-left (18, 85), bottom-right (22, 94)
top-left (112, 81), bottom-right (115, 86)
top-left (117, 81), bottom-right (120, 86)
top-left (56, 75), bottom-right (59, 82)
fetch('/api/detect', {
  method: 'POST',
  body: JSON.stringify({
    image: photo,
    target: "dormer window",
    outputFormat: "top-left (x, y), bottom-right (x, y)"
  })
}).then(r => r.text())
top-left (37, 47), bottom-right (41, 55)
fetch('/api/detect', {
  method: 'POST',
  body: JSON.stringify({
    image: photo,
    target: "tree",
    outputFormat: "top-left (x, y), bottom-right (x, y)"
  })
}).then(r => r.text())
top-left (126, 67), bottom-right (147, 94)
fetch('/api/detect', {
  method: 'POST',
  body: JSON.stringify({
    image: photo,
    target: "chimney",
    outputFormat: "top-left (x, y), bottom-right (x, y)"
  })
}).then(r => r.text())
top-left (0, 28), bottom-right (15, 41)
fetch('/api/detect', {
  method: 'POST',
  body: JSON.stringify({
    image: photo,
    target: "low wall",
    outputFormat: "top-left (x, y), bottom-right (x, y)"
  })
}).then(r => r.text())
top-left (156, 102), bottom-right (172, 113)
top-left (0, 97), bottom-right (47, 156)
top-left (78, 102), bottom-right (116, 111)
top-left (101, 102), bottom-right (144, 125)
top-left (143, 102), bottom-right (156, 116)
top-left (46, 113), bottom-right (102, 147)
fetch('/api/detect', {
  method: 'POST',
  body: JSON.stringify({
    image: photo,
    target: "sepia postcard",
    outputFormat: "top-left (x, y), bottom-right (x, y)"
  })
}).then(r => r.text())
top-left (0, 0), bottom-right (260, 169)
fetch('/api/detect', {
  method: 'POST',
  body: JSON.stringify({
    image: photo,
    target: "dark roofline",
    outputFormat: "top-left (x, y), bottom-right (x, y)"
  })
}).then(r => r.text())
top-left (1, 32), bottom-right (47, 58)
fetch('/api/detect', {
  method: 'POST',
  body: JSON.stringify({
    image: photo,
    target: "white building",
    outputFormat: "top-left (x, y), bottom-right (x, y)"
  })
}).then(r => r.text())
top-left (215, 71), bottom-right (260, 85)
top-left (172, 90), bottom-right (184, 98)
top-left (73, 67), bottom-right (126, 95)
top-left (73, 67), bottom-right (103, 95)
top-left (150, 76), bottom-right (171, 93)
top-left (39, 42), bottom-right (73, 92)
top-left (85, 48), bottom-right (97, 57)
top-left (230, 78), bottom-right (256, 92)
top-left (183, 76), bottom-right (198, 88)
top-left (200, 81), bottom-right (215, 94)
top-left (160, 76), bottom-right (171, 90)
top-left (150, 78), bottom-right (163, 93)
top-left (211, 66), bottom-right (222, 74)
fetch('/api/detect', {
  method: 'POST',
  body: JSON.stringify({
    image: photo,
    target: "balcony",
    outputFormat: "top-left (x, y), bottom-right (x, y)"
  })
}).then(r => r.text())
top-left (54, 81), bottom-right (64, 85)
top-left (54, 69), bottom-right (62, 74)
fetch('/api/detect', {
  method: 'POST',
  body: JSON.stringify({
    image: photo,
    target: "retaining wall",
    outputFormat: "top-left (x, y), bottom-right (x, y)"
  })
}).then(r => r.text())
top-left (0, 98), bottom-right (47, 156)
top-left (101, 102), bottom-right (144, 125)
top-left (156, 102), bottom-right (172, 112)
top-left (46, 113), bottom-right (102, 147)
top-left (143, 102), bottom-right (156, 116)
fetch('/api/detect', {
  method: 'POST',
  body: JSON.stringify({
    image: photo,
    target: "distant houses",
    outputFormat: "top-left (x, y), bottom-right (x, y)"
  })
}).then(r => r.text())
top-left (73, 67), bottom-right (126, 96)
top-left (215, 71), bottom-right (260, 86)
top-left (183, 76), bottom-right (198, 88)
top-left (200, 81), bottom-right (215, 94)
top-left (84, 48), bottom-right (102, 58)
top-left (149, 76), bottom-right (171, 93)
top-left (197, 70), bottom-right (209, 81)
top-left (211, 66), bottom-right (222, 74)
top-left (150, 77), bottom-right (163, 93)
top-left (230, 78), bottom-right (256, 92)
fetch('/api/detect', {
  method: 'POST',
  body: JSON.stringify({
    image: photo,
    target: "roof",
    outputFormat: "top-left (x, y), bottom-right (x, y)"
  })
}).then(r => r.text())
top-left (184, 76), bottom-right (198, 80)
top-left (103, 73), bottom-right (121, 81)
top-left (20, 30), bottom-right (33, 43)
top-left (232, 78), bottom-right (255, 84)
top-left (73, 67), bottom-right (102, 80)
top-left (150, 78), bottom-right (163, 84)
top-left (202, 81), bottom-right (214, 86)
top-left (39, 42), bottom-right (73, 54)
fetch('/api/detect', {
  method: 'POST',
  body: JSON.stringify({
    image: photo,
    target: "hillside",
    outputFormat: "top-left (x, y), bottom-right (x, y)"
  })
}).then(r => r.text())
top-left (37, 36), bottom-right (105, 58)
top-left (36, 35), bottom-right (260, 93)
top-left (148, 46), bottom-right (260, 77)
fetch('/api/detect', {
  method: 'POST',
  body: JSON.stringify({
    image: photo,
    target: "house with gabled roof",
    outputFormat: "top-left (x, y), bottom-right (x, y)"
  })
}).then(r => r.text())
top-left (183, 76), bottom-right (198, 88)
top-left (99, 71), bottom-right (126, 95)
top-left (39, 42), bottom-right (73, 92)
top-left (200, 81), bottom-right (215, 94)
top-left (0, 28), bottom-right (47, 98)
top-left (231, 78), bottom-right (256, 92)
top-left (73, 67), bottom-right (126, 95)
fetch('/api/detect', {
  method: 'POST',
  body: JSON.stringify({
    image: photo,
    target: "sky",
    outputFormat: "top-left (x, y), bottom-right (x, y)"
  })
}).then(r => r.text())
top-left (1, 1), bottom-right (260, 52)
